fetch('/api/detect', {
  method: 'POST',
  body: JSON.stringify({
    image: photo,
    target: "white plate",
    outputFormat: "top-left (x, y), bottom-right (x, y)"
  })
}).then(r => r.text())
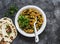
top-left (15, 5), bottom-right (46, 37)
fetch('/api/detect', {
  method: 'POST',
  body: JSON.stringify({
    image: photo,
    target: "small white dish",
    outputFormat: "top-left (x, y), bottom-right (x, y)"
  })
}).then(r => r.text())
top-left (15, 5), bottom-right (46, 37)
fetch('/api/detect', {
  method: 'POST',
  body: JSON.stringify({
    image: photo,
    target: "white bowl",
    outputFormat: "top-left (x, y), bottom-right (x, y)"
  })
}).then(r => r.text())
top-left (15, 5), bottom-right (46, 37)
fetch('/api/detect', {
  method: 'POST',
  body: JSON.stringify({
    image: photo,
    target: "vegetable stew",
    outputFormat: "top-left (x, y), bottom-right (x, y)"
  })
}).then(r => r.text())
top-left (18, 8), bottom-right (44, 33)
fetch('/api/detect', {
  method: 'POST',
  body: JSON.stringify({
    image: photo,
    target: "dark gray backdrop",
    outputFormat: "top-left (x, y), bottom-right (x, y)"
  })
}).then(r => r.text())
top-left (0, 0), bottom-right (60, 44)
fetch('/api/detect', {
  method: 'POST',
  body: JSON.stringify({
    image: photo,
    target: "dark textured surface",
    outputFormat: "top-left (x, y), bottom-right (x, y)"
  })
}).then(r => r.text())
top-left (0, 0), bottom-right (60, 44)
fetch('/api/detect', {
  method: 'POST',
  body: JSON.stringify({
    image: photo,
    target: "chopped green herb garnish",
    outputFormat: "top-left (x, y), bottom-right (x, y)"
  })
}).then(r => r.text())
top-left (4, 5), bottom-right (18, 17)
top-left (18, 15), bottom-right (29, 28)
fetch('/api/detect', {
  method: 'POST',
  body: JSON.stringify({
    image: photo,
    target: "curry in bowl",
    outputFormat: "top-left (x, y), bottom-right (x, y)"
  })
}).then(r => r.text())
top-left (18, 8), bottom-right (44, 33)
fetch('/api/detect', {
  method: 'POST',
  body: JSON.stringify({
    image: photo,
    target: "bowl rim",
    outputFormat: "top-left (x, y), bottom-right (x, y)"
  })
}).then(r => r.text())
top-left (15, 5), bottom-right (47, 37)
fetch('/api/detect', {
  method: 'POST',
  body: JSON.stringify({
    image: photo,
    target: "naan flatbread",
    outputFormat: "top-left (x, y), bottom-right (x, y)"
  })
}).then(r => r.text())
top-left (0, 17), bottom-right (17, 44)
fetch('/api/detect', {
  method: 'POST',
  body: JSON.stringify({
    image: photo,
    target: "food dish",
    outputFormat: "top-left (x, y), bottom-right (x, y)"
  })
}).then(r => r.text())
top-left (18, 8), bottom-right (43, 33)
top-left (15, 5), bottom-right (46, 37)
top-left (0, 17), bottom-right (17, 44)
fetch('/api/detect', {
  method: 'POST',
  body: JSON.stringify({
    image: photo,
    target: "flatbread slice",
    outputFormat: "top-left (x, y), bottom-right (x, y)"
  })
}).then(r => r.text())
top-left (0, 20), bottom-right (10, 44)
top-left (0, 17), bottom-right (17, 44)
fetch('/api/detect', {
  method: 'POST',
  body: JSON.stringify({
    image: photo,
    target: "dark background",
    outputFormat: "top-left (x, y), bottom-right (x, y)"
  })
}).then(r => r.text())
top-left (0, 0), bottom-right (60, 44)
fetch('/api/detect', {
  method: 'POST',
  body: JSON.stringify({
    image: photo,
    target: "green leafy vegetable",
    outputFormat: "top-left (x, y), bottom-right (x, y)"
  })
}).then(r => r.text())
top-left (18, 15), bottom-right (29, 28)
top-left (9, 5), bottom-right (18, 15)
top-left (4, 5), bottom-right (18, 17)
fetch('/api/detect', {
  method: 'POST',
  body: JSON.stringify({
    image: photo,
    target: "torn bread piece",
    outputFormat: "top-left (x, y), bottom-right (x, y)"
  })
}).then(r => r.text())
top-left (2, 20), bottom-right (17, 42)
top-left (0, 18), bottom-right (17, 44)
